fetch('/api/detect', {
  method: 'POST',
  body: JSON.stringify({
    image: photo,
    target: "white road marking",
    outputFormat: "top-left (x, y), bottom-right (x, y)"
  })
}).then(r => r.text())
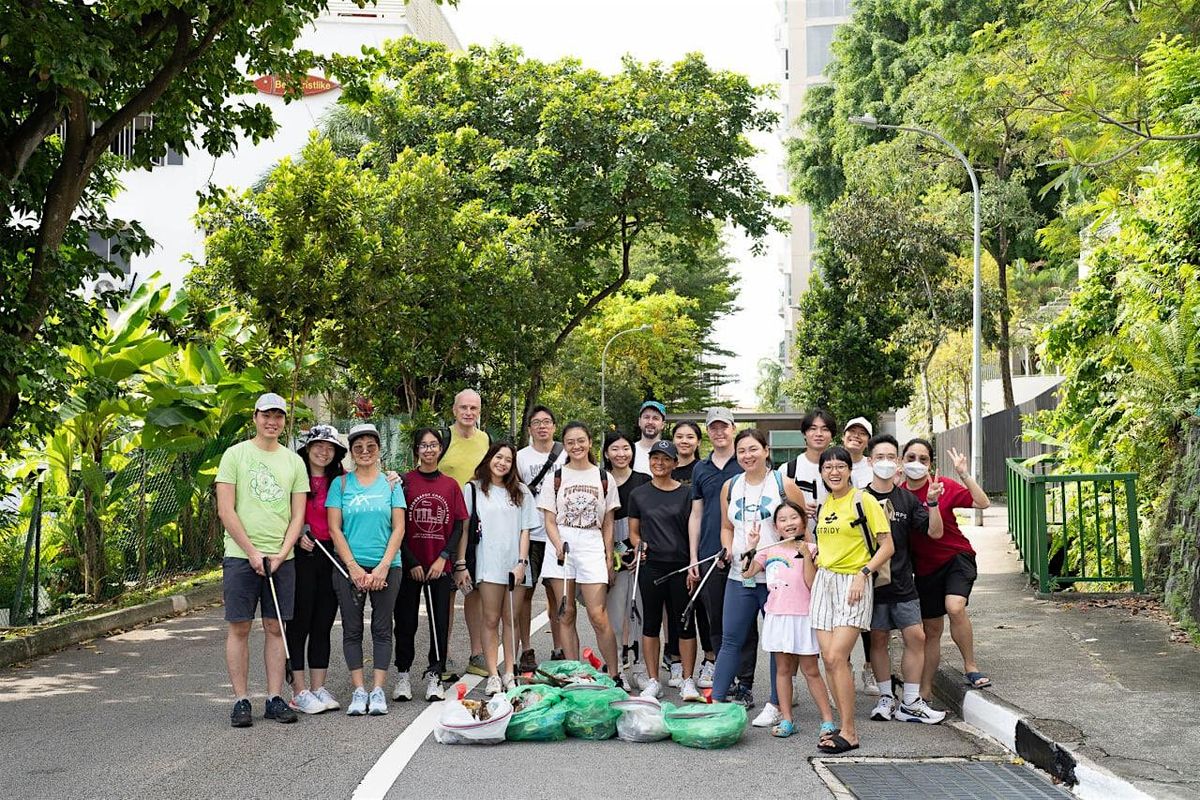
top-left (352, 610), bottom-right (551, 800)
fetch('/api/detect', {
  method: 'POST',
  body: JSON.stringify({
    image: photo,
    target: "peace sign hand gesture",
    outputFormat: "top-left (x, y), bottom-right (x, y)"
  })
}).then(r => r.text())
top-left (927, 473), bottom-right (945, 504)
top-left (947, 447), bottom-right (970, 479)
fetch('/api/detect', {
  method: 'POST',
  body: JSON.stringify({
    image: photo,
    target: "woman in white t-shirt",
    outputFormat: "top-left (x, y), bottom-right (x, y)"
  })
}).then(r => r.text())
top-left (538, 421), bottom-right (621, 679)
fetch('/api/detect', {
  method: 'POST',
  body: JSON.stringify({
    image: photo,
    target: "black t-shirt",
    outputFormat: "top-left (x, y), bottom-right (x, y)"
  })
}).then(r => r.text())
top-left (627, 483), bottom-right (691, 565)
top-left (864, 484), bottom-right (926, 603)
top-left (672, 459), bottom-right (696, 485)
top-left (614, 470), bottom-right (651, 521)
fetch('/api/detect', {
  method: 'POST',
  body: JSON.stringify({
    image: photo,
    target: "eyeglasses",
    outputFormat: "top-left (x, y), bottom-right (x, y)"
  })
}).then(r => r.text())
top-left (352, 444), bottom-right (379, 454)
top-left (821, 463), bottom-right (850, 473)
top-left (529, 418), bottom-right (554, 427)
top-left (417, 442), bottom-right (441, 451)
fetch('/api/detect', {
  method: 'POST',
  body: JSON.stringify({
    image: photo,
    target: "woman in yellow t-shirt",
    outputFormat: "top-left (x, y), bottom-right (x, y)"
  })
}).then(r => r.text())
top-left (810, 446), bottom-right (894, 754)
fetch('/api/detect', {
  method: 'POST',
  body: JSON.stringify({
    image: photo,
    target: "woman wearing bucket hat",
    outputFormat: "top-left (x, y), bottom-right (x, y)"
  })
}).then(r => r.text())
top-left (327, 422), bottom-right (407, 717)
top-left (288, 425), bottom-right (347, 715)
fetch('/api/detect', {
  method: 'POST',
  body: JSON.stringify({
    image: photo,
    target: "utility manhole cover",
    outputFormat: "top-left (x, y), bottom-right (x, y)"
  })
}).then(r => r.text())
top-left (827, 761), bottom-right (1073, 799)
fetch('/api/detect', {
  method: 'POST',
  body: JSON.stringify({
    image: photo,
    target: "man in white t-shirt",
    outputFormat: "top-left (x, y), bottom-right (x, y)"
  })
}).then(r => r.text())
top-left (778, 408), bottom-right (837, 519)
top-left (632, 400), bottom-right (666, 474)
top-left (515, 405), bottom-right (567, 669)
top-left (843, 416), bottom-right (874, 489)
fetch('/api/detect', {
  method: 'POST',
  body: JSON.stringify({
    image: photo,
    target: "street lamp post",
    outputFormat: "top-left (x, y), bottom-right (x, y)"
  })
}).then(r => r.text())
top-left (850, 114), bottom-right (984, 513)
top-left (601, 324), bottom-right (652, 414)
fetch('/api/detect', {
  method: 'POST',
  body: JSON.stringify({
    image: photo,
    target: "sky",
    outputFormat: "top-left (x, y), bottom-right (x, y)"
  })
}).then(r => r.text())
top-left (443, 0), bottom-right (789, 408)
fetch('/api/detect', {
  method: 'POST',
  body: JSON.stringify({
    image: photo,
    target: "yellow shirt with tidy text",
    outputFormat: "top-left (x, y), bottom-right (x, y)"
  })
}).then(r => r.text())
top-left (814, 489), bottom-right (890, 574)
top-left (439, 427), bottom-right (491, 487)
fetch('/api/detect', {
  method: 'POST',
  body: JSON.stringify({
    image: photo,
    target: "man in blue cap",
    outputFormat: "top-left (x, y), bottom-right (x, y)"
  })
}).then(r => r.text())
top-left (632, 399), bottom-right (667, 475)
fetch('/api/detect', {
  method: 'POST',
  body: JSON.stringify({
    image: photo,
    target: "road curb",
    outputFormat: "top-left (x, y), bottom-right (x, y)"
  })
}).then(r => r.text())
top-left (932, 666), bottom-right (1154, 799)
top-left (0, 582), bottom-right (223, 669)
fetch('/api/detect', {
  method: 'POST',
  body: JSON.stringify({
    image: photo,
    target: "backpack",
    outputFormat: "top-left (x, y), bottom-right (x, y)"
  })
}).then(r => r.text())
top-left (784, 458), bottom-right (820, 503)
top-left (813, 490), bottom-right (891, 588)
top-left (553, 465), bottom-right (610, 496)
top-left (464, 481), bottom-right (481, 579)
top-left (526, 443), bottom-right (565, 495)
top-left (725, 470), bottom-right (786, 503)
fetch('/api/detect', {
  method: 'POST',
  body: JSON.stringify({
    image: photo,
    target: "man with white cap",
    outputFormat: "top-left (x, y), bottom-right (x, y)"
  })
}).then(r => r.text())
top-left (842, 416), bottom-right (875, 489)
top-left (216, 392), bottom-right (310, 728)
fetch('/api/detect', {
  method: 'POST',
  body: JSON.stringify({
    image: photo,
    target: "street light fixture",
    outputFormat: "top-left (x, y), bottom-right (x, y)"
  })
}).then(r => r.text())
top-left (850, 113), bottom-right (984, 506)
top-left (601, 324), bottom-right (652, 414)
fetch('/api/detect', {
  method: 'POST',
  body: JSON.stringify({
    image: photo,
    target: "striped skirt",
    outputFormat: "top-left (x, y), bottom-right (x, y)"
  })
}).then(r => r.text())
top-left (810, 568), bottom-right (874, 631)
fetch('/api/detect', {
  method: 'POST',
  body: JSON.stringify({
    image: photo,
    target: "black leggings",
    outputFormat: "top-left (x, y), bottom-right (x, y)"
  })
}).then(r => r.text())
top-left (638, 562), bottom-right (696, 641)
top-left (286, 549), bottom-right (339, 671)
top-left (393, 573), bottom-right (453, 676)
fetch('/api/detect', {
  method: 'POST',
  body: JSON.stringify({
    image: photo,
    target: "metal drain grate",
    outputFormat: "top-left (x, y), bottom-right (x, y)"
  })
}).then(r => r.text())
top-left (828, 761), bottom-right (1073, 799)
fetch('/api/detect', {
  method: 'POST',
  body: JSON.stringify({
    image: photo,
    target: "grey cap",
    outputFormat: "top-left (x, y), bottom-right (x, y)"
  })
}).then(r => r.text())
top-left (254, 392), bottom-right (288, 413)
top-left (347, 422), bottom-right (381, 445)
top-left (705, 407), bottom-right (735, 427)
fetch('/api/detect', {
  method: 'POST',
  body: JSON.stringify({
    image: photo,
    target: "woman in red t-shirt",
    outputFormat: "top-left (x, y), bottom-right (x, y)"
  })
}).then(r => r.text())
top-left (900, 438), bottom-right (992, 695)
top-left (288, 424), bottom-right (347, 715)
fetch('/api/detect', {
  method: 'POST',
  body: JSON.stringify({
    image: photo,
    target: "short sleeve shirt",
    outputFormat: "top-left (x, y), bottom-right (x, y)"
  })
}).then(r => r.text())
top-left (537, 465), bottom-right (620, 534)
top-left (215, 440), bottom-right (308, 560)
top-left (755, 543), bottom-right (817, 615)
top-left (516, 444), bottom-right (567, 542)
top-left (864, 485), bottom-right (926, 603)
top-left (813, 490), bottom-right (891, 574)
top-left (627, 483), bottom-right (691, 565)
top-left (908, 477), bottom-right (976, 575)
top-left (691, 453), bottom-right (744, 560)
top-left (439, 428), bottom-right (491, 487)
top-left (325, 472), bottom-right (406, 568)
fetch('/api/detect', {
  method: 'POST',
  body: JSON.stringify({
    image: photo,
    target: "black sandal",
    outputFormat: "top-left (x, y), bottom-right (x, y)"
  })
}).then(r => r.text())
top-left (818, 733), bottom-right (860, 754)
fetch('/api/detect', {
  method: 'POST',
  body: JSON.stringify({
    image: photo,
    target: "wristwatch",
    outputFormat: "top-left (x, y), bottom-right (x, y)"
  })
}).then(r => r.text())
top-left (516, 558), bottom-right (529, 565)
top-left (860, 566), bottom-right (873, 577)
top-left (927, 500), bottom-right (940, 508)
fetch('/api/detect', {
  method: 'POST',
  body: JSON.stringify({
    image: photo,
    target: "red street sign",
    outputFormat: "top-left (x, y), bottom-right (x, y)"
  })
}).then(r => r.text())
top-left (254, 74), bottom-right (340, 97)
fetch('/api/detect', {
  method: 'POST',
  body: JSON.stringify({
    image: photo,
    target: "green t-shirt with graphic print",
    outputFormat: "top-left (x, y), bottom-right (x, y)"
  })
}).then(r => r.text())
top-left (215, 439), bottom-right (309, 560)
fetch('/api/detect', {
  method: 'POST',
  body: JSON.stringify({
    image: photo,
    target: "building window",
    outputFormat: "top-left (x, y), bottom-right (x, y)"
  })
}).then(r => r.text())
top-left (88, 232), bottom-right (131, 274)
top-left (806, 25), bottom-right (838, 77)
top-left (55, 114), bottom-right (183, 167)
top-left (806, 0), bottom-right (851, 17)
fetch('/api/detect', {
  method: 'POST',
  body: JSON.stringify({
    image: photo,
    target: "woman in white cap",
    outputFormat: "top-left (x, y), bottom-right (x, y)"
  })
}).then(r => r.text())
top-left (327, 422), bottom-right (406, 717)
top-left (288, 425), bottom-right (347, 715)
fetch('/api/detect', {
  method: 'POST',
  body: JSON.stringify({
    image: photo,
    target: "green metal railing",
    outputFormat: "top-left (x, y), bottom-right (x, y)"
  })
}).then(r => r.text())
top-left (1006, 458), bottom-right (1144, 593)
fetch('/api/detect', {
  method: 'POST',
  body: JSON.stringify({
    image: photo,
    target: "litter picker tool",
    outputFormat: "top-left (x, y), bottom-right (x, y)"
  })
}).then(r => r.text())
top-left (627, 542), bottom-right (645, 628)
top-left (305, 529), bottom-right (364, 608)
top-left (507, 571), bottom-right (519, 678)
top-left (654, 551), bottom-right (724, 586)
top-left (739, 534), bottom-right (807, 571)
top-left (263, 558), bottom-right (293, 685)
top-left (556, 541), bottom-right (572, 620)
top-left (681, 548), bottom-right (725, 625)
top-left (422, 581), bottom-right (445, 685)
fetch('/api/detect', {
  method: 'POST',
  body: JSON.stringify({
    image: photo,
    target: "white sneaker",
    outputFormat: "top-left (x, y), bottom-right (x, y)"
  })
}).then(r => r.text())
top-left (425, 672), bottom-right (445, 701)
top-left (291, 689), bottom-right (325, 715)
top-left (392, 672), bottom-right (412, 701)
top-left (752, 702), bottom-right (783, 728)
top-left (368, 687), bottom-right (388, 716)
top-left (895, 697), bottom-right (947, 724)
top-left (502, 673), bottom-right (516, 692)
top-left (485, 675), bottom-right (503, 696)
top-left (870, 695), bottom-right (896, 721)
top-left (640, 678), bottom-right (663, 699)
top-left (696, 660), bottom-right (715, 689)
top-left (346, 687), bottom-right (369, 716)
top-left (862, 667), bottom-right (880, 696)
top-left (667, 661), bottom-right (684, 688)
top-left (631, 660), bottom-right (649, 690)
top-left (314, 686), bottom-right (340, 711)
top-left (679, 678), bottom-right (701, 702)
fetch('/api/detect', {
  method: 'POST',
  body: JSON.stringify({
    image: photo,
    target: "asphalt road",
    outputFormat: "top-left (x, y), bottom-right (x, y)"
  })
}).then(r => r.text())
top-left (1, 595), bottom-right (1009, 800)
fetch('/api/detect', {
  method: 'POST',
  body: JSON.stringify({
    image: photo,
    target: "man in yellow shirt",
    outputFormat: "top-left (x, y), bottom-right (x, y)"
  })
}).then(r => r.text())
top-left (438, 388), bottom-right (491, 676)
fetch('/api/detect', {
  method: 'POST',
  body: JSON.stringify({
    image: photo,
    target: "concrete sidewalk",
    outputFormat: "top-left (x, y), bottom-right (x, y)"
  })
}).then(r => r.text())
top-left (931, 504), bottom-right (1200, 800)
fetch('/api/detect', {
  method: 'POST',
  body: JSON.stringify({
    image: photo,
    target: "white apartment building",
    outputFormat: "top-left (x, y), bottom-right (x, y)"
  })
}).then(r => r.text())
top-left (97, 0), bottom-right (460, 292)
top-left (778, 0), bottom-right (852, 373)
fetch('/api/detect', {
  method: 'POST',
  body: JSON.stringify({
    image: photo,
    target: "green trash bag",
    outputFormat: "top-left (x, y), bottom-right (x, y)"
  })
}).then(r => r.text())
top-left (661, 702), bottom-right (748, 749)
top-left (534, 659), bottom-right (616, 688)
top-left (505, 685), bottom-right (568, 742)
top-left (560, 684), bottom-right (627, 740)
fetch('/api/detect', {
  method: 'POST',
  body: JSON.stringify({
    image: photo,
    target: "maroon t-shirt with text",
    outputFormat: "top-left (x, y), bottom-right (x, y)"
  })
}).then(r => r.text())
top-left (403, 470), bottom-right (469, 568)
top-left (908, 476), bottom-right (975, 576)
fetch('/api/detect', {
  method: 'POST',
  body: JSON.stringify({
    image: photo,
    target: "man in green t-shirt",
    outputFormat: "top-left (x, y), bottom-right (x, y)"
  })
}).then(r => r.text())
top-left (215, 393), bottom-right (309, 728)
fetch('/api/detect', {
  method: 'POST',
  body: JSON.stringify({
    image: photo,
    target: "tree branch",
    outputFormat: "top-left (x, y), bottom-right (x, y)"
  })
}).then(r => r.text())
top-left (0, 92), bottom-right (63, 183)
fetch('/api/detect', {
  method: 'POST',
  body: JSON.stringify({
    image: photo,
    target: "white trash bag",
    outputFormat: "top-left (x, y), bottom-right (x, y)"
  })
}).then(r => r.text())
top-left (611, 697), bottom-right (669, 742)
top-left (433, 694), bottom-right (514, 745)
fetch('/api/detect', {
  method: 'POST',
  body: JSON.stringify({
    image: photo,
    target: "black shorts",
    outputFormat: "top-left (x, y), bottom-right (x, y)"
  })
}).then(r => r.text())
top-left (917, 552), bottom-right (977, 619)
top-left (223, 557), bottom-right (295, 623)
top-left (529, 540), bottom-right (547, 585)
top-left (638, 561), bottom-right (696, 641)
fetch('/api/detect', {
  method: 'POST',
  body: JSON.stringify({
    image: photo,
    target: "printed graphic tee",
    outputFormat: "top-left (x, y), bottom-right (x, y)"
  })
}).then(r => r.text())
top-left (325, 472), bottom-right (406, 568)
top-left (216, 439), bottom-right (308, 560)
top-left (403, 470), bottom-right (469, 569)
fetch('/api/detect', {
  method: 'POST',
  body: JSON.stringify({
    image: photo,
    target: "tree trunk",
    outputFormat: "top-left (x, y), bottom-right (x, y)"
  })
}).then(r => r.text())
top-left (921, 345), bottom-right (937, 438)
top-left (997, 230), bottom-right (1016, 408)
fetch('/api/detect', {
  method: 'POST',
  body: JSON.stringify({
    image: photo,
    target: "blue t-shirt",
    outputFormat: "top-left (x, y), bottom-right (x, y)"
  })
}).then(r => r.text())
top-left (326, 472), bottom-right (407, 568)
top-left (690, 453), bottom-right (744, 559)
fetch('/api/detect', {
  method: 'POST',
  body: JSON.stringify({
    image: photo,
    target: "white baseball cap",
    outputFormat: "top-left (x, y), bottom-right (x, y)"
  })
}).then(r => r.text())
top-left (844, 416), bottom-right (873, 436)
top-left (254, 392), bottom-right (288, 413)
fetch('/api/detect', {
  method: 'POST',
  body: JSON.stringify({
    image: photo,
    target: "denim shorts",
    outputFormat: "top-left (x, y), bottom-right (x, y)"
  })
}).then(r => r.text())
top-left (223, 557), bottom-right (295, 622)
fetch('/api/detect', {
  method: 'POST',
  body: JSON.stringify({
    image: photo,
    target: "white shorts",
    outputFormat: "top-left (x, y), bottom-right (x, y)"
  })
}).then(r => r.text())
top-left (810, 568), bottom-right (873, 631)
top-left (539, 527), bottom-right (609, 585)
top-left (761, 613), bottom-right (820, 656)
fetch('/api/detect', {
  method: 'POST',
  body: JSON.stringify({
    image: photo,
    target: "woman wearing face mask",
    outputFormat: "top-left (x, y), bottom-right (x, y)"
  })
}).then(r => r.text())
top-left (459, 442), bottom-right (537, 695)
top-left (900, 439), bottom-right (991, 696)
top-left (602, 431), bottom-right (650, 681)
top-left (863, 435), bottom-right (946, 725)
top-left (810, 446), bottom-right (894, 754)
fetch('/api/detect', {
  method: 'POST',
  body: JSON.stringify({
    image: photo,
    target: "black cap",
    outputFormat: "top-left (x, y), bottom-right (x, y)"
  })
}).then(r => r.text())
top-left (649, 440), bottom-right (679, 461)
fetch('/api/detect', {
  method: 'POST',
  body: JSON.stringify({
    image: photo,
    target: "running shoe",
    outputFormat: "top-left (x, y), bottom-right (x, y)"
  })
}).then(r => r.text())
top-left (315, 687), bottom-right (340, 711)
top-left (264, 695), bottom-right (297, 724)
top-left (752, 702), bottom-right (782, 728)
top-left (519, 649), bottom-right (537, 674)
top-left (485, 675), bottom-right (503, 696)
top-left (861, 667), bottom-right (880, 696)
top-left (679, 678), bottom-right (702, 702)
top-left (870, 695), bottom-right (896, 721)
top-left (291, 690), bottom-right (325, 715)
top-left (729, 683), bottom-right (756, 708)
top-left (640, 678), bottom-right (663, 699)
top-left (895, 697), bottom-right (947, 724)
top-left (696, 660), bottom-right (715, 689)
top-left (346, 687), bottom-right (369, 716)
top-left (425, 672), bottom-right (446, 701)
top-left (230, 698), bottom-right (252, 728)
top-left (630, 659), bottom-right (649, 689)
top-left (502, 673), bottom-right (516, 692)
top-left (466, 654), bottom-right (489, 677)
top-left (550, 648), bottom-right (565, 661)
top-left (368, 687), bottom-right (389, 716)
top-left (667, 661), bottom-right (684, 688)
top-left (392, 671), bottom-right (413, 701)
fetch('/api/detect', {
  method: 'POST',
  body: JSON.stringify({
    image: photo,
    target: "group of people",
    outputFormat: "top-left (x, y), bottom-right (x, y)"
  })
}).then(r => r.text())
top-left (216, 391), bottom-right (991, 753)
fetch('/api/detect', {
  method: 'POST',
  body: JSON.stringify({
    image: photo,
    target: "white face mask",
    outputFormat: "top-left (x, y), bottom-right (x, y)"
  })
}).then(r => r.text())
top-left (872, 459), bottom-right (898, 480)
top-left (903, 461), bottom-right (929, 480)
